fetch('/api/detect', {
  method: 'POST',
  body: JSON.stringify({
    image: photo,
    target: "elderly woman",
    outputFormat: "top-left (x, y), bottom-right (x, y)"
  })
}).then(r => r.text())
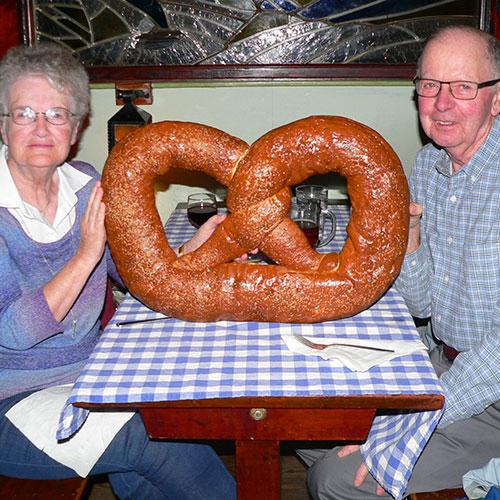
top-left (0, 43), bottom-right (235, 500)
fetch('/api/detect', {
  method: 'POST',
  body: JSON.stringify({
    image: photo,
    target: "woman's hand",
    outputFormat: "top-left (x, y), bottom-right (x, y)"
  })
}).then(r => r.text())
top-left (44, 180), bottom-right (107, 322)
top-left (407, 202), bottom-right (423, 254)
top-left (76, 181), bottom-right (107, 267)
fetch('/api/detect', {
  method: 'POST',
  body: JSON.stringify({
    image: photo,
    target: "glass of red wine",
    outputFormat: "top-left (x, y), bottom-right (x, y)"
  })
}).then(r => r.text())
top-left (187, 193), bottom-right (218, 228)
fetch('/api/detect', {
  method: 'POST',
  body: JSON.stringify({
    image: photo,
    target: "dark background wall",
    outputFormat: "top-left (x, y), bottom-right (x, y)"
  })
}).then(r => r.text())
top-left (0, 0), bottom-right (19, 58)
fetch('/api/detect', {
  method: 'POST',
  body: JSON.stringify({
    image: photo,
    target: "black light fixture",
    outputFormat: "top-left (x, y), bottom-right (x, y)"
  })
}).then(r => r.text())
top-left (107, 86), bottom-right (153, 153)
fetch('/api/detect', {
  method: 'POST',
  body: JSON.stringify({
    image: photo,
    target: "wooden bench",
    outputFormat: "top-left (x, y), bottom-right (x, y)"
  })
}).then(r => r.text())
top-left (409, 488), bottom-right (466, 499)
top-left (0, 476), bottom-right (89, 499)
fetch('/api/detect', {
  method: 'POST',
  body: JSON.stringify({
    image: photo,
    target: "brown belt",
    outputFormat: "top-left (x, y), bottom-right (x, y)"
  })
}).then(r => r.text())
top-left (442, 343), bottom-right (460, 362)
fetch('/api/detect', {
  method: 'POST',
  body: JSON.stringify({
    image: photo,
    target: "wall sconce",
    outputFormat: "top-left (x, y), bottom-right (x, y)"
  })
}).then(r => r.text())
top-left (107, 84), bottom-right (153, 153)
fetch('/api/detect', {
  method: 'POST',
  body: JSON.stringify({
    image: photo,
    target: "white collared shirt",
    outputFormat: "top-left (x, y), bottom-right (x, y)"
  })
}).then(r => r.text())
top-left (0, 145), bottom-right (92, 242)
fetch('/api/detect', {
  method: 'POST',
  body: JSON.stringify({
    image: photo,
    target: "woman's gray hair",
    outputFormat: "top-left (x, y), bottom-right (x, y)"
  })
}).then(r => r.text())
top-left (0, 42), bottom-right (90, 122)
top-left (417, 25), bottom-right (500, 77)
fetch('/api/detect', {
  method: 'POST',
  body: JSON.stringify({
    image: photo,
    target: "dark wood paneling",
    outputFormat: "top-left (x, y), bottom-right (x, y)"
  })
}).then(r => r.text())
top-left (0, 0), bottom-right (19, 58)
top-left (87, 63), bottom-right (418, 84)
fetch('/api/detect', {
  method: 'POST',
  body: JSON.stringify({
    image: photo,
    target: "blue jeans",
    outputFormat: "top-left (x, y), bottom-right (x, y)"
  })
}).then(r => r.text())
top-left (0, 391), bottom-right (236, 500)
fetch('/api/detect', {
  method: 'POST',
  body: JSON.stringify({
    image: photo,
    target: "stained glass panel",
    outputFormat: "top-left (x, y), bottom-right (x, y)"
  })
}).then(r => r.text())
top-left (19, 0), bottom-right (489, 79)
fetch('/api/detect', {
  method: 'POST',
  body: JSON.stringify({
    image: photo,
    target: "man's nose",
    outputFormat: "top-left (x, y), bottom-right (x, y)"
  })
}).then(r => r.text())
top-left (434, 83), bottom-right (455, 109)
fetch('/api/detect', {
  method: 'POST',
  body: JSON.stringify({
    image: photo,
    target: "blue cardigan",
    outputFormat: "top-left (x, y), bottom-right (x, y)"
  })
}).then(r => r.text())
top-left (0, 161), bottom-right (121, 401)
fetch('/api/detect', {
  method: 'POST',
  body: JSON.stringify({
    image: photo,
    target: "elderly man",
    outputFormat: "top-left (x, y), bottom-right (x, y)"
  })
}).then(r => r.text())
top-left (299, 25), bottom-right (500, 499)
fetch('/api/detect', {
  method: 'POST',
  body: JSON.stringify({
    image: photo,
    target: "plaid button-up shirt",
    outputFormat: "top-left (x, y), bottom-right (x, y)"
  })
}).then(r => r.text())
top-left (395, 115), bottom-right (500, 428)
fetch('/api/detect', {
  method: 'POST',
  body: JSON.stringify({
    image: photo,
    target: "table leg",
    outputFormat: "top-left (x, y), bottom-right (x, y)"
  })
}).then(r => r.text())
top-left (140, 406), bottom-right (378, 499)
top-left (236, 439), bottom-right (280, 500)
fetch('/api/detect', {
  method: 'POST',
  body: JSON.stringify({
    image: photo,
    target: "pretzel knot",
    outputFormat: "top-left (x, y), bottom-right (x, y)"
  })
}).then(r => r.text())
top-left (102, 115), bottom-right (409, 323)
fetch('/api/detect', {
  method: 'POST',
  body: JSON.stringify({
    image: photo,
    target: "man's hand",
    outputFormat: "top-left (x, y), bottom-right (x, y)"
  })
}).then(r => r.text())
top-left (179, 214), bottom-right (258, 260)
top-left (183, 213), bottom-right (226, 254)
top-left (407, 202), bottom-right (423, 254)
top-left (338, 444), bottom-right (386, 496)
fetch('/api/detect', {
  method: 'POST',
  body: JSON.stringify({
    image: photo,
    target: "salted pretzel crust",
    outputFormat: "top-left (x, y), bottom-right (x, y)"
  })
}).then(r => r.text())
top-left (102, 116), bottom-right (409, 323)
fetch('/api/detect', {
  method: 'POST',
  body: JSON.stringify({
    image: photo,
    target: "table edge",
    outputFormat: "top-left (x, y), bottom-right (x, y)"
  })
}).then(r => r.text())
top-left (74, 394), bottom-right (444, 411)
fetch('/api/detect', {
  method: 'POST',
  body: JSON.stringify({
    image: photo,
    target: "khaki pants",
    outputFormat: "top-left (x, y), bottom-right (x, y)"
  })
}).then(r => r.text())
top-left (298, 346), bottom-right (500, 499)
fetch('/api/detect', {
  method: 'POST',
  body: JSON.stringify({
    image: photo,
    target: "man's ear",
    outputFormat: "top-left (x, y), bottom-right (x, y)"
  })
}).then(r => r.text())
top-left (492, 86), bottom-right (500, 117)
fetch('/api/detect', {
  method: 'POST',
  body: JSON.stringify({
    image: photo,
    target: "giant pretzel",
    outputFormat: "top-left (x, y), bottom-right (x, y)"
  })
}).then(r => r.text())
top-left (102, 116), bottom-right (409, 323)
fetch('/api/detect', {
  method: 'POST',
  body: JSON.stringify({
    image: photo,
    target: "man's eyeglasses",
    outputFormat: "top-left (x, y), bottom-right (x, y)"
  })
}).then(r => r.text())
top-left (1, 107), bottom-right (77, 126)
top-left (413, 77), bottom-right (500, 100)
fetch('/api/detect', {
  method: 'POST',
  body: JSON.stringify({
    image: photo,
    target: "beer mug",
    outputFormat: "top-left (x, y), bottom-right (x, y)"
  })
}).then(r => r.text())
top-left (295, 185), bottom-right (336, 245)
top-left (290, 199), bottom-right (336, 248)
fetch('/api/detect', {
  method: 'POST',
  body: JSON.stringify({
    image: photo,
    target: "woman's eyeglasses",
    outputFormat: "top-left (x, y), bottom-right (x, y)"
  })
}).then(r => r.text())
top-left (1, 107), bottom-right (77, 126)
top-left (414, 77), bottom-right (500, 100)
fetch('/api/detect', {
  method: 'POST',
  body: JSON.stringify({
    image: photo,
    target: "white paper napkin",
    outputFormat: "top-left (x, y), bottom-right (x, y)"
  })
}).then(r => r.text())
top-left (6, 384), bottom-right (135, 477)
top-left (281, 332), bottom-right (427, 371)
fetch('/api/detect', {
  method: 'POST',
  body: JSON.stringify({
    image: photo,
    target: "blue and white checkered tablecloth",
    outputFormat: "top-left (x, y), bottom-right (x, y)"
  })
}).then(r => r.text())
top-left (58, 205), bottom-right (444, 500)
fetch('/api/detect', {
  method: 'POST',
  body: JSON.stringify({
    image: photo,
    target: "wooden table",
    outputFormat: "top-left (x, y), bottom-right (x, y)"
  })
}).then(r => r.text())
top-left (78, 393), bottom-right (443, 499)
top-left (60, 205), bottom-right (444, 500)
top-left (130, 394), bottom-right (443, 500)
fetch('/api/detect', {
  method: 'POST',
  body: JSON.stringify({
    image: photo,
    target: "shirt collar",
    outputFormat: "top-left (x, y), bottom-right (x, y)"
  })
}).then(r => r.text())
top-left (434, 150), bottom-right (452, 177)
top-left (0, 144), bottom-right (91, 211)
top-left (434, 115), bottom-right (500, 182)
